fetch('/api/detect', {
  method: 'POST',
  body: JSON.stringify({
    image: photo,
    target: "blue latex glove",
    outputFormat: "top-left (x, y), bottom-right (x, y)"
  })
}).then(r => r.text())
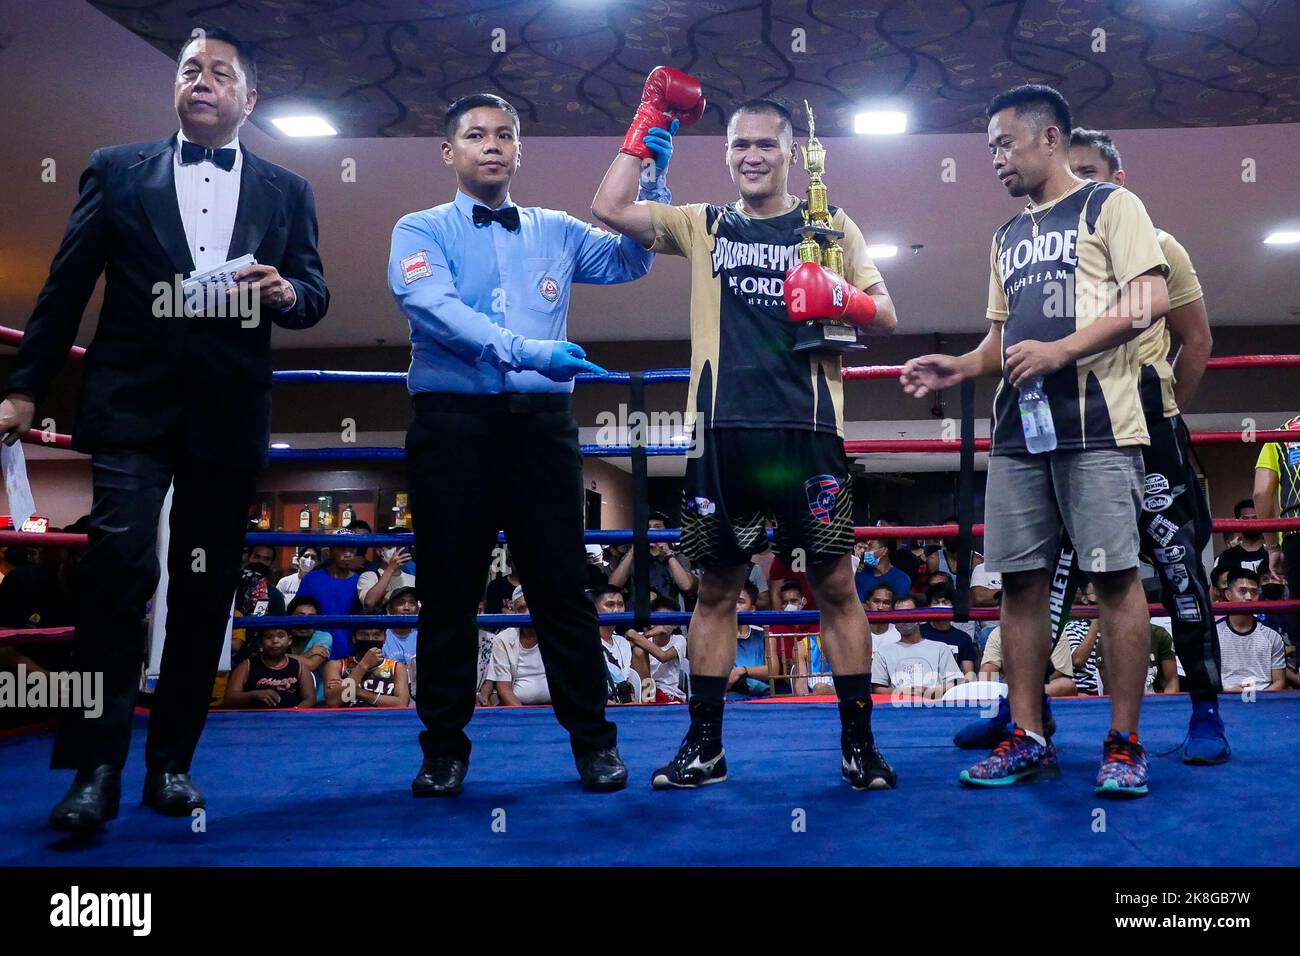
top-left (542, 341), bottom-right (609, 382)
top-left (642, 118), bottom-right (679, 175)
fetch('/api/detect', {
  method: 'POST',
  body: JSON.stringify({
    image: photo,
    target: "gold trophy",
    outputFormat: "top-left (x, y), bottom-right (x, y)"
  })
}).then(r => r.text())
top-left (792, 100), bottom-right (868, 353)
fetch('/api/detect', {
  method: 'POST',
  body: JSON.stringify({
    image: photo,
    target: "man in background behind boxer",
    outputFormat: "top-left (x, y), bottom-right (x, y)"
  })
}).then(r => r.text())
top-left (1065, 128), bottom-right (1225, 762)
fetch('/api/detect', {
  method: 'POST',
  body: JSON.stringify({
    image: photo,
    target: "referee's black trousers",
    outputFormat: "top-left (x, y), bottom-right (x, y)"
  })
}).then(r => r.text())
top-left (406, 392), bottom-right (617, 763)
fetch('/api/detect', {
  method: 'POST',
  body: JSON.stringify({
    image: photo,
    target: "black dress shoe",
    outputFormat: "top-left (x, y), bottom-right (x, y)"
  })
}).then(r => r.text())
top-left (49, 765), bottom-right (121, 833)
top-left (575, 746), bottom-right (628, 793)
top-left (412, 757), bottom-right (467, 797)
top-left (142, 772), bottom-right (206, 816)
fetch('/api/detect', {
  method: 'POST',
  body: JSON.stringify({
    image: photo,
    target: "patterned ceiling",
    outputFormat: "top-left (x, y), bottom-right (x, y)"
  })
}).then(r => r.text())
top-left (92, 0), bottom-right (1300, 137)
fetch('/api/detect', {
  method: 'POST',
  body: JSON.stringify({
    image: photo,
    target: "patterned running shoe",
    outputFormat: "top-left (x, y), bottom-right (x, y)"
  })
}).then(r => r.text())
top-left (1095, 730), bottom-right (1149, 798)
top-left (959, 725), bottom-right (1059, 788)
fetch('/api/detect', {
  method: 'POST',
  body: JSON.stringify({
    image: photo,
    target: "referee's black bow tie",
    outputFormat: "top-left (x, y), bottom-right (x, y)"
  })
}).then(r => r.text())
top-left (179, 140), bottom-right (237, 172)
top-left (472, 204), bottom-right (520, 232)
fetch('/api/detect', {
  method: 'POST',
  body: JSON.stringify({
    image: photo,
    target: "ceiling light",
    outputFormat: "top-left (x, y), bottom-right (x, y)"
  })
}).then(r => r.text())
top-left (853, 111), bottom-right (908, 135)
top-left (866, 244), bottom-right (899, 259)
top-left (271, 116), bottom-right (338, 138)
top-left (1263, 230), bottom-right (1300, 245)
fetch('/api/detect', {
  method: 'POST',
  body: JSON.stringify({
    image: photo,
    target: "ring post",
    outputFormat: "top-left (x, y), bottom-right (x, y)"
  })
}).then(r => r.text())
top-left (629, 372), bottom-right (652, 630)
top-left (954, 378), bottom-right (976, 623)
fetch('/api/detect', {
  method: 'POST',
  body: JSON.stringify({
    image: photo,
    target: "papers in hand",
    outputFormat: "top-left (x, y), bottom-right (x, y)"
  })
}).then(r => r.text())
top-left (1, 439), bottom-right (36, 529)
top-left (182, 254), bottom-right (257, 315)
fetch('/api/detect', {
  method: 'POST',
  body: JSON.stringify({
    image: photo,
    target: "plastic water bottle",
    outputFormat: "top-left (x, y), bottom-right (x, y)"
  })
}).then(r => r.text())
top-left (1018, 375), bottom-right (1057, 453)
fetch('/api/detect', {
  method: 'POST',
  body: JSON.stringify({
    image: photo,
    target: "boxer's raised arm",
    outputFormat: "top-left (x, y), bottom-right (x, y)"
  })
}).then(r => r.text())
top-left (592, 153), bottom-right (657, 248)
top-left (594, 66), bottom-right (705, 249)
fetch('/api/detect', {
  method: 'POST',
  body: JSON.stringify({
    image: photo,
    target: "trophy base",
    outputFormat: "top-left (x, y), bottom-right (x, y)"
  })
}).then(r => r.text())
top-left (792, 321), bottom-right (869, 354)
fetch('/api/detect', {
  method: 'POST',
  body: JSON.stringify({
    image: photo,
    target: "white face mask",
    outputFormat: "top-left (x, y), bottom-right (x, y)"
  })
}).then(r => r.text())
top-left (783, 602), bottom-right (802, 612)
top-left (297, 555), bottom-right (316, 573)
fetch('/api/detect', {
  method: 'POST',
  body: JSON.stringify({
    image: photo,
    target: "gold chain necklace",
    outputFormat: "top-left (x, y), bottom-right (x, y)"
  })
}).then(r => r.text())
top-left (739, 194), bottom-right (798, 218)
top-left (1024, 203), bottom-right (1047, 238)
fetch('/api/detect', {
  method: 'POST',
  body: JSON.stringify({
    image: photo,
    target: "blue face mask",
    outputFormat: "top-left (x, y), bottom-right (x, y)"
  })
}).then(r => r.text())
top-left (862, 551), bottom-right (880, 569)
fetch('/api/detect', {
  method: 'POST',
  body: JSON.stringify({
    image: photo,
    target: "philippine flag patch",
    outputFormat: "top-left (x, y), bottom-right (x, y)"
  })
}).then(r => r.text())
top-left (400, 251), bottom-right (433, 284)
top-left (803, 474), bottom-right (842, 525)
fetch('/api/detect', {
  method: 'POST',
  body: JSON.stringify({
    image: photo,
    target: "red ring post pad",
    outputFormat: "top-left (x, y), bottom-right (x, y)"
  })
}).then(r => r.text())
top-left (0, 626), bottom-right (76, 647)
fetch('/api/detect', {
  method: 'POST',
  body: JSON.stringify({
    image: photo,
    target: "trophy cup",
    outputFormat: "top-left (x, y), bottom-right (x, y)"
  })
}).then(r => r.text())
top-left (791, 100), bottom-right (868, 353)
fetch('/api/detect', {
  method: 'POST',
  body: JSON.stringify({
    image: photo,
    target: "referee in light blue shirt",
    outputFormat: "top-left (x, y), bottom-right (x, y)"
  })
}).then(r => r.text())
top-left (389, 93), bottom-right (674, 797)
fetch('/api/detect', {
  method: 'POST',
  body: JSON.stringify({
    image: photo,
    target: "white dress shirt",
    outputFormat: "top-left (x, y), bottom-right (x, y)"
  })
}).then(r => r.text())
top-left (173, 130), bottom-right (242, 275)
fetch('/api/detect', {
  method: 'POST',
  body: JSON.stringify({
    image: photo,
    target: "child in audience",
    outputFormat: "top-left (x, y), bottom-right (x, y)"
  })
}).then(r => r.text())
top-left (223, 627), bottom-right (315, 709)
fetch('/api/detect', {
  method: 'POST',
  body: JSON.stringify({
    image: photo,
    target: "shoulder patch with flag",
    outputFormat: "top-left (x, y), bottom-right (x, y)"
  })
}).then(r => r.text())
top-left (400, 251), bottom-right (433, 284)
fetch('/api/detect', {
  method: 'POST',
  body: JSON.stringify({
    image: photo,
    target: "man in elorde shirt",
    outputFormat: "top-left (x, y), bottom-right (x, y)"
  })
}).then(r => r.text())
top-left (953, 125), bottom-right (1232, 764)
top-left (902, 84), bottom-right (1170, 798)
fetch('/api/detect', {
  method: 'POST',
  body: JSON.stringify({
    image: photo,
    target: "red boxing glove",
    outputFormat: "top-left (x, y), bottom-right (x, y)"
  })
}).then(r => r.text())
top-left (620, 66), bottom-right (706, 160)
top-left (784, 261), bottom-right (877, 327)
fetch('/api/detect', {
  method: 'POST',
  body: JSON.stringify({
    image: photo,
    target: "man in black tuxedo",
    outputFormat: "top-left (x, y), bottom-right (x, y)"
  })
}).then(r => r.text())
top-left (0, 28), bottom-right (328, 832)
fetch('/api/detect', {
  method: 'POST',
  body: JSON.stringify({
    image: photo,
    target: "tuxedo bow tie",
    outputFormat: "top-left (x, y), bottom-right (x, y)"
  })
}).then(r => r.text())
top-left (179, 140), bottom-right (237, 172)
top-left (472, 204), bottom-right (520, 231)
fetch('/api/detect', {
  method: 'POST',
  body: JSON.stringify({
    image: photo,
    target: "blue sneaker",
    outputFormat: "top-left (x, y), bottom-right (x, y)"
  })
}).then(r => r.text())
top-left (953, 693), bottom-right (1056, 750)
top-left (1182, 698), bottom-right (1230, 765)
top-left (1095, 731), bottom-right (1149, 798)
top-left (959, 725), bottom-right (1059, 788)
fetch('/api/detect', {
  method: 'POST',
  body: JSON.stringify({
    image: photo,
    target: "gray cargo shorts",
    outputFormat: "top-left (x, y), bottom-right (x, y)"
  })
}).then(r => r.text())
top-left (983, 447), bottom-right (1144, 574)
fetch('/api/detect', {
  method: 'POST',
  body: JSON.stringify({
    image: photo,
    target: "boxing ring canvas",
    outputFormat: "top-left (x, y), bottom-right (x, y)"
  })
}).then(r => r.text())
top-left (2, 694), bottom-right (1295, 867)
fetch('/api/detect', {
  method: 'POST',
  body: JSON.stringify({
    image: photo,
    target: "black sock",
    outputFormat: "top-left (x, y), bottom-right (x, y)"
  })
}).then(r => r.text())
top-left (834, 674), bottom-right (874, 742)
top-left (689, 674), bottom-right (727, 705)
top-left (832, 672), bottom-right (873, 703)
top-left (687, 675), bottom-right (726, 753)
